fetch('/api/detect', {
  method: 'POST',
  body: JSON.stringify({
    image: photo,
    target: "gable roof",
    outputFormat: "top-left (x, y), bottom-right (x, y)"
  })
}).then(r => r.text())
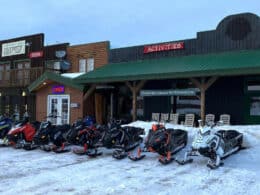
top-left (28, 71), bottom-right (84, 92)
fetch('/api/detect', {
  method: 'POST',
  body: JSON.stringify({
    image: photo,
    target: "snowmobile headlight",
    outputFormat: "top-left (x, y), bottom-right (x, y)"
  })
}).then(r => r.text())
top-left (41, 135), bottom-right (46, 139)
top-left (14, 134), bottom-right (17, 137)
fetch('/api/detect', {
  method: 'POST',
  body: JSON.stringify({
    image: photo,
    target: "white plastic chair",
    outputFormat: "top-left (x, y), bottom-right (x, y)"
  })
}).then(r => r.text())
top-left (169, 113), bottom-right (179, 125)
top-left (219, 114), bottom-right (230, 125)
top-left (184, 114), bottom-right (195, 127)
top-left (205, 114), bottom-right (215, 124)
top-left (160, 113), bottom-right (169, 123)
top-left (151, 113), bottom-right (160, 122)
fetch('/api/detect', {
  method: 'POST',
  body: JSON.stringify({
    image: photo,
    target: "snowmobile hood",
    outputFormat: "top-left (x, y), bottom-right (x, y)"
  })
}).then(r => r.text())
top-left (8, 126), bottom-right (25, 135)
top-left (199, 126), bottom-right (211, 136)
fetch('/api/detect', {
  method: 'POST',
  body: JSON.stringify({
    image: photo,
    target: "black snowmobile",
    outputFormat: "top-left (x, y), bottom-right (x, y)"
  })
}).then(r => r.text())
top-left (66, 119), bottom-right (86, 145)
top-left (176, 121), bottom-right (243, 169)
top-left (76, 119), bottom-right (145, 159)
top-left (128, 124), bottom-right (188, 164)
top-left (33, 116), bottom-right (71, 153)
top-left (72, 124), bottom-right (104, 156)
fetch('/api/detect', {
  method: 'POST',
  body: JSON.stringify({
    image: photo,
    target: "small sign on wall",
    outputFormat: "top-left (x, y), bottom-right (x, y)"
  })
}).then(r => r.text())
top-left (29, 51), bottom-right (43, 58)
top-left (52, 85), bottom-right (65, 94)
top-left (70, 103), bottom-right (80, 108)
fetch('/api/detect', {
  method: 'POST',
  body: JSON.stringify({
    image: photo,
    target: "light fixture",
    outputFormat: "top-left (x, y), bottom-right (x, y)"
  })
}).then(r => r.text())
top-left (22, 91), bottom-right (26, 97)
top-left (43, 82), bottom-right (47, 85)
top-left (0, 92), bottom-right (1, 96)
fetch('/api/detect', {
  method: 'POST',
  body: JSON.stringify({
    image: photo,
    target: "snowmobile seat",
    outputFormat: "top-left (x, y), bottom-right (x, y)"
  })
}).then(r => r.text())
top-left (171, 129), bottom-right (186, 136)
top-left (216, 130), bottom-right (241, 141)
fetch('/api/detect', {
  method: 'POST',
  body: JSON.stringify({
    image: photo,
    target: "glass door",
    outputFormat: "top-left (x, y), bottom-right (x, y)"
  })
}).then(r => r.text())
top-left (47, 95), bottom-right (70, 125)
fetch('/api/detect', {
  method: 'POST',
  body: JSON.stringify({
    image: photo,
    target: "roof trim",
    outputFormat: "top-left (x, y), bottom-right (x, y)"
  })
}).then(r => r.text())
top-left (75, 49), bottom-right (260, 84)
top-left (28, 71), bottom-right (84, 92)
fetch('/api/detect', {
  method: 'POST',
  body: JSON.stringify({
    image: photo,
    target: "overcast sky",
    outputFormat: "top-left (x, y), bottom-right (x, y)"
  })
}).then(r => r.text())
top-left (0, 0), bottom-right (259, 48)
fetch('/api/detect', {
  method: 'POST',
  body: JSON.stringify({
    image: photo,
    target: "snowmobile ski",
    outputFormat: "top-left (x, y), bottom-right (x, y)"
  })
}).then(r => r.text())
top-left (87, 149), bottom-right (103, 157)
top-left (128, 154), bottom-right (146, 161)
top-left (176, 158), bottom-right (193, 165)
top-left (112, 149), bottom-right (127, 159)
top-left (73, 148), bottom-right (88, 155)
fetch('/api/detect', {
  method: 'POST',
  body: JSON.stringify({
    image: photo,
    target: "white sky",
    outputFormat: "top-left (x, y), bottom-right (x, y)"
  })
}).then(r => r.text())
top-left (0, 0), bottom-right (259, 48)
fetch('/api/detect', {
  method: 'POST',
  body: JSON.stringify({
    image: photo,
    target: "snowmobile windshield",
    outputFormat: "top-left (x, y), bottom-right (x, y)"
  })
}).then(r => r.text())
top-left (40, 121), bottom-right (51, 130)
top-left (199, 128), bottom-right (210, 136)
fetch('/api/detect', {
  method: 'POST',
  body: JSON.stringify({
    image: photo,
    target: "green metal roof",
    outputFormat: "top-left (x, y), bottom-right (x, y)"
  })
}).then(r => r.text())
top-left (28, 71), bottom-right (84, 92)
top-left (75, 49), bottom-right (260, 84)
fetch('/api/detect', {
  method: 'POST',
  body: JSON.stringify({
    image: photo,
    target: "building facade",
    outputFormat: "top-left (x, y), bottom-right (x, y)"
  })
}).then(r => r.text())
top-left (0, 34), bottom-right (68, 121)
top-left (109, 12), bottom-right (260, 124)
top-left (30, 41), bottom-right (110, 124)
top-left (75, 12), bottom-right (260, 125)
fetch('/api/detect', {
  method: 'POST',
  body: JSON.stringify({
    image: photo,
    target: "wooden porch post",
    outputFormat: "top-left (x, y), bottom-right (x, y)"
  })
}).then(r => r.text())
top-left (190, 76), bottom-right (218, 125)
top-left (83, 84), bottom-right (96, 101)
top-left (126, 80), bottom-right (146, 122)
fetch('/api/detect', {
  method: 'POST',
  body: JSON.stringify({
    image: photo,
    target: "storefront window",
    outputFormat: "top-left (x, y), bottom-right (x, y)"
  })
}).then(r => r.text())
top-left (250, 96), bottom-right (260, 116)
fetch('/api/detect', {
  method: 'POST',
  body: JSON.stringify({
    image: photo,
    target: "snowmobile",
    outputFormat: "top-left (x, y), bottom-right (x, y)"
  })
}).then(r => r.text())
top-left (72, 124), bottom-right (103, 156)
top-left (7, 117), bottom-right (40, 150)
top-left (33, 116), bottom-right (71, 153)
top-left (95, 121), bottom-right (145, 159)
top-left (176, 120), bottom-right (243, 169)
top-left (75, 119), bottom-right (145, 159)
top-left (0, 116), bottom-right (13, 146)
top-left (66, 116), bottom-right (96, 145)
top-left (128, 124), bottom-right (188, 164)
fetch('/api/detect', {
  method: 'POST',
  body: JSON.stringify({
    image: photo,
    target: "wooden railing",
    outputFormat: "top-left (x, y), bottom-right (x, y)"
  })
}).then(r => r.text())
top-left (0, 67), bottom-right (44, 87)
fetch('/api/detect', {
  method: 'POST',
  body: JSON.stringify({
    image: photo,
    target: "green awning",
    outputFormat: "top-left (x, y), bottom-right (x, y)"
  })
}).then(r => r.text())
top-left (75, 49), bottom-right (260, 84)
top-left (28, 71), bottom-right (84, 92)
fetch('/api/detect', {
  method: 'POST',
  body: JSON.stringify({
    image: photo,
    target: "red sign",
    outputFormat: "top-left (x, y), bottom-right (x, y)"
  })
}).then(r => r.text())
top-left (143, 42), bottom-right (184, 53)
top-left (29, 51), bottom-right (43, 58)
top-left (52, 85), bottom-right (65, 94)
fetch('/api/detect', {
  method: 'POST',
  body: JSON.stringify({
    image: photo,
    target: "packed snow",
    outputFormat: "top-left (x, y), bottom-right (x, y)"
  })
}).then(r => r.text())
top-left (0, 121), bottom-right (260, 195)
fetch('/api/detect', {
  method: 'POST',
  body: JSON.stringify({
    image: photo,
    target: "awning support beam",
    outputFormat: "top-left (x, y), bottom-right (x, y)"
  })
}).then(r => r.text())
top-left (190, 76), bottom-right (218, 125)
top-left (126, 80), bottom-right (146, 121)
top-left (83, 84), bottom-right (96, 101)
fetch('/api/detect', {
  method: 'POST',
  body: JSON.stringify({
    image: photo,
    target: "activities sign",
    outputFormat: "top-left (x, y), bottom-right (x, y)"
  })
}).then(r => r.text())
top-left (143, 42), bottom-right (184, 53)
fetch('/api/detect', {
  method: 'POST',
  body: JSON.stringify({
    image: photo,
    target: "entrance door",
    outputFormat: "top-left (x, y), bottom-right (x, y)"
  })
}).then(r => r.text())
top-left (47, 95), bottom-right (70, 125)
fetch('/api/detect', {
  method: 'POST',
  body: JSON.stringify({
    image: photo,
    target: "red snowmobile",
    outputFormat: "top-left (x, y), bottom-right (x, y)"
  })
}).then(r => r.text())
top-left (7, 117), bottom-right (40, 150)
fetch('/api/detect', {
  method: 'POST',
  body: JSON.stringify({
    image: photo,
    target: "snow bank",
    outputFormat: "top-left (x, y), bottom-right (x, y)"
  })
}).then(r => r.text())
top-left (0, 121), bottom-right (260, 194)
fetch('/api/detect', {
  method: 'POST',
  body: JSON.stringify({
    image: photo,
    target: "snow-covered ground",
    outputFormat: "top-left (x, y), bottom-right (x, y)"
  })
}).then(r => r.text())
top-left (0, 121), bottom-right (260, 195)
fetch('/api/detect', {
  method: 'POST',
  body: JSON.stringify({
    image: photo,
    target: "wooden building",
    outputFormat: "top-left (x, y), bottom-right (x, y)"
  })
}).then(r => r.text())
top-left (75, 13), bottom-right (260, 125)
top-left (0, 34), bottom-right (68, 121)
top-left (28, 41), bottom-right (110, 124)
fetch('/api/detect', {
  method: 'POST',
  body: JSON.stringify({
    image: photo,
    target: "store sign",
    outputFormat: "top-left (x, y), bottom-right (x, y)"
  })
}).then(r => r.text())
top-left (29, 51), bottom-right (43, 58)
top-left (143, 42), bottom-right (184, 53)
top-left (2, 40), bottom-right (26, 57)
top-left (140, 88), bottom-right (200, 97)
top-left (52, 85), bottom-right (65, 94)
